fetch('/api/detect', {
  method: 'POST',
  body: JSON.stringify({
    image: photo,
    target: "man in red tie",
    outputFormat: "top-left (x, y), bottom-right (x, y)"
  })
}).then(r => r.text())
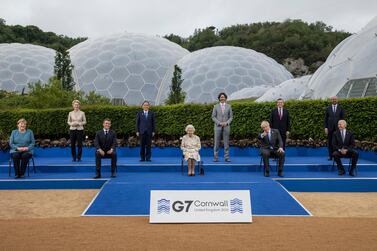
top-left (269, 98), bottom-right (290, 150)
top-left (332, 120), bottom-right (358, 176)
top-left (324, 96), bottom-right (345, 160)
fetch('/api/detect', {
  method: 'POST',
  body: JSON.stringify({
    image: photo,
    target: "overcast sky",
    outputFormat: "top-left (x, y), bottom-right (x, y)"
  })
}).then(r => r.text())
top-left (1, 0), bottom-right (376, 38)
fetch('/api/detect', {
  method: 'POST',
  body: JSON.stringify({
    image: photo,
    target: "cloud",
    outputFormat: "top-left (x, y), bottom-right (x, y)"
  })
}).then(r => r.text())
top-left (0, 0), bottom-right (376, 38)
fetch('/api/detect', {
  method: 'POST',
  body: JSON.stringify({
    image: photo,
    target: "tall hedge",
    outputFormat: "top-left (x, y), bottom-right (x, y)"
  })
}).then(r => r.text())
top-left (0, 97), bottom-right (376, 141)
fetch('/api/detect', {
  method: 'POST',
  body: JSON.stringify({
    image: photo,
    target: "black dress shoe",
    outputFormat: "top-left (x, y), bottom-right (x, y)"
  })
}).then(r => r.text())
top-left (93, 174), bottom-right (101, 179)
top-left (72, 158), bottom-right (77, 162)
top-left (328, 157), bottom-right (333, 161)
top-left (146, 159), bottom-right (151, 162)
top-left (264, 171), bottom-right (270, 177)
top-left (278, 171), bottom-right (284, 177)
top-left (77, 158), bottom-right (81, 162)
top-left (225, 159), bottom-right (231, 162)
top-left (111, 173), bottom-right (116, 178)
top-left (213, 158), bottom-right (219, 162)
top-left (338, 169), bottom-right (345, 175)
top-left (139, 159), bottom-right (145, 162)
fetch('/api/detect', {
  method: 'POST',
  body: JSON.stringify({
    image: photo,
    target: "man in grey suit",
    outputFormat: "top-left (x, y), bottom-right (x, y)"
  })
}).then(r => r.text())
top-left (212, 92), bottom-right (233, 162)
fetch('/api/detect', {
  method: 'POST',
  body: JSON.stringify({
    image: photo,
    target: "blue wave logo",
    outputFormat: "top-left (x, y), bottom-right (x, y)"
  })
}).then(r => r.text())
top-left (230, 198), bottom-right (243, 214)
top-left (157, 198), bottom-right (170, 214)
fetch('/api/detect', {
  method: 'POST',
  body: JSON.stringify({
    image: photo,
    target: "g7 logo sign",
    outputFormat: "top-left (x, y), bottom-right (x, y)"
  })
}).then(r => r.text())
top-left (172, 200), bottom-right (193, 212)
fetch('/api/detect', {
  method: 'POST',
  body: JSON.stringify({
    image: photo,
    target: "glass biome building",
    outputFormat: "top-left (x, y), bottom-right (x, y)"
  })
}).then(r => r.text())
top-left (69, 32), bottom-right (189, 105)
top-left (0, 43), bottom-right (55, 92)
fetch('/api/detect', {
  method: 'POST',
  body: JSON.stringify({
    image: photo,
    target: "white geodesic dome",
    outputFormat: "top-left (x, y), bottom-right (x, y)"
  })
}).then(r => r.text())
top-left (0, 43), bottom-right (55, 92)
top-left (300, 16), bottom-right (377, 99)
top-left (228, 85), bottom-right (270, 100)
top-left (159, 46), bottom-right (292, 104)
top-left (256, 75), bottom-right (312, 102)
top-left (69, 32), bottom-right (189, 105)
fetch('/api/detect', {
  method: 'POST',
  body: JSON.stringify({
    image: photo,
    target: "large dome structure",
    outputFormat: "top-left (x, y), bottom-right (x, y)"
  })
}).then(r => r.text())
top-left (0, 43), bottom-right (55, 92)
top-left (256, 75), bottom-right (312, 102)
top-left (228, 85), bottom-right (270, 101)
top-left (69, 32), bottom-right (189, 105)
top-left (300, 16), bottom-right (377, 99)
top-left (159, 46), bottom-right (292, 104)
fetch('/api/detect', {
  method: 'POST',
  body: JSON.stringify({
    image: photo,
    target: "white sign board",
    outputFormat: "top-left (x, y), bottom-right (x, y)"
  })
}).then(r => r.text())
top-left (150, 190), bottom-right (252, 223)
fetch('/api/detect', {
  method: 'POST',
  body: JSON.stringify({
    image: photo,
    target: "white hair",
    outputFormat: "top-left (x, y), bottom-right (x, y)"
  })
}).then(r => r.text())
top-left (185, 124), bottom-right (195, 133)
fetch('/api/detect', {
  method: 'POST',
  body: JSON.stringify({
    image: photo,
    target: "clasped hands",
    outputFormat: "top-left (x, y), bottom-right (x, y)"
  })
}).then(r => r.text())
top-left (17, 147), bottom-right (28, 152)
top-left (339, 148), bottom-right (348, 155)
top-left (97, 148), bottom-right (113, 156)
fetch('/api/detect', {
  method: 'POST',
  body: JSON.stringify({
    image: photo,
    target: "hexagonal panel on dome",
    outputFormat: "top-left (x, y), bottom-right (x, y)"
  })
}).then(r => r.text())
top-left (159, 46), bottom-right (293, 104)
top-left (0, 43), bottom-right (55, 93)
top-left (69, 32), bottom-right (189, 105)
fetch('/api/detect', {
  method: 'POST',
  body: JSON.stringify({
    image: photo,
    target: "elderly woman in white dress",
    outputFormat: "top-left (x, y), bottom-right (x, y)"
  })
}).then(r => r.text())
top-left (181, 124), bottom-right (201, 176)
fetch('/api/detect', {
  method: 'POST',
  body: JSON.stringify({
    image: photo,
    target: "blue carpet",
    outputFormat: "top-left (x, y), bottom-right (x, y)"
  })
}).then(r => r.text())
top-left (83, 172), bottom-right (310, 216)
top-left (277, 179), bottom-right (377, 192)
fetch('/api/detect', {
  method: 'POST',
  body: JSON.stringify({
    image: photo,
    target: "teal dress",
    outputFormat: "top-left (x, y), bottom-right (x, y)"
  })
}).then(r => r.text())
top-left (9, 129), bottom-right (35, 154)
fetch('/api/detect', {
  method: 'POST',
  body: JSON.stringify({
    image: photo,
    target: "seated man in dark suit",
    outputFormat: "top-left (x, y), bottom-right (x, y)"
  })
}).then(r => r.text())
top-left (258, 121), bottom-right (285, 177)
top-left (332, 120), bottom-right (358, 176)
top-left (94, 118), bottom-right (117, 179)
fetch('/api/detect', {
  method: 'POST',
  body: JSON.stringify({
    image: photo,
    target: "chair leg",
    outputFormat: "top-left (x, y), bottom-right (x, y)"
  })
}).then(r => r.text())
top-left (27, 160), bottom-right (30, 177)
top-left (8, 159), bottom-right (11, 177)
top-left (181, 158), bottom-right (184, 175)
top-left (32, 157), bottom-right (36, 173)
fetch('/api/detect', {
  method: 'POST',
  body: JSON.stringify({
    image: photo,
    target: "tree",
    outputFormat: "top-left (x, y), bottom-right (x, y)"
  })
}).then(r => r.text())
top-left (166, 65), bottom-right (185, 105)
top-left (54, 48), bottom-right (75, 91)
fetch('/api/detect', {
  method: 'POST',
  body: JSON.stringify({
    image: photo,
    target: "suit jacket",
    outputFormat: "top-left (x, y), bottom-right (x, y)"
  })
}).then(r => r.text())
top-left (94, 129), bottom-right (117, 152)
top-left (270, 107), bottom-right (290, 134)
top-left (136, 110), bottom-right (156, 134)
top-left (332, 130), bottom-right (355, 151)
top-left (211, 103), bottom-right (233, 128)
top-left (258, 128), bottom-right (283, 150)
top-left (324, 104), bottom-right (345, 131)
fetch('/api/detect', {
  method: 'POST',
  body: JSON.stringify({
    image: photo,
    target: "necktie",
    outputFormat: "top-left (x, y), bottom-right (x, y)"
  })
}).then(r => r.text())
top-left (333, 105), bottom-right (336, 114)
top-left (342, 130), bottom-right (345, 142)
top-left (221, 104), bottom-right (225, 113)
top-left (105, 130), bottom-right (108, 136)
top-left (279, 108), bottom-right (282, 119)
top-left (144, 112), bottom-right (148, 118)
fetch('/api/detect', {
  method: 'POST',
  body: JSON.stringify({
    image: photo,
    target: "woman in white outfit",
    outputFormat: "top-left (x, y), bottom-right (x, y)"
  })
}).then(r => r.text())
top-left (67, 100), bottom-right (87, 162)
top-left (181, 124), bottom-right (201, 176)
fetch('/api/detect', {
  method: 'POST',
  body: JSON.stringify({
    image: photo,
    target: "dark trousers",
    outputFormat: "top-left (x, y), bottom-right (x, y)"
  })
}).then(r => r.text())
top-left (70, 130), bottom-right (83, 160)
top-left (327, 129), bottom-right (335, 158)
top-left (95, 151), bottom-right (117, 175)
top-left (140, 132), bottom-right (152, 160)
top-left (11, 152), bottom-right (32, 176)
top-left (280, 132), bottom-right (287, 150)
top-left (261, 149), bottom-right (285, 172)
top-left (333, 149), bottom-right (359, 171)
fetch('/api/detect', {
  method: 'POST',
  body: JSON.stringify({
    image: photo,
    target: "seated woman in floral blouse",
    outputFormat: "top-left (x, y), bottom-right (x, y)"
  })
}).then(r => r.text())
top-left (181, 124), bottom-right (201, 176)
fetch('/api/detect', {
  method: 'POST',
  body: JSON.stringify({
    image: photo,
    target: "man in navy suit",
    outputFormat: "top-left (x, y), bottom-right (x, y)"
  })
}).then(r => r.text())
top-left (332, 120), bottom-right (358, 176)
top-left (94, 118), bottom-right (117, 179)
top-left (270, 98), bottom-right (290, 150)
top-left (324, 96), bottom-right (345, 160)
top-left (136, 101), bottom-right (156, 161)
top-left (258, 121), bottom-right (285, 177)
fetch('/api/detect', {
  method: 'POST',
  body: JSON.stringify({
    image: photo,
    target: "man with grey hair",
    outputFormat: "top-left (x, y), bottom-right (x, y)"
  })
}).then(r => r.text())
top-left (324, 96), bottom-right (345, 160)
top-left (258, 121), bottom-right (285, 177)
top-left (332, 120), bottom-right (358, 176)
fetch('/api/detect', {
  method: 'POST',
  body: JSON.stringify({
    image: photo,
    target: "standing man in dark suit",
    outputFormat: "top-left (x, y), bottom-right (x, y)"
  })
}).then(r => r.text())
top-left (258, 121), bottom-right (285, 177)
top-left (332, 120), bottom-right (358, 176)
top-left (94, 118), bottom-right (117, 179)
top-left (324, 96), bottom-right (345, 160)
top-left (270, 98), bottom-right (290, 150)
top-left (136, 101), bottom-right (156, 162)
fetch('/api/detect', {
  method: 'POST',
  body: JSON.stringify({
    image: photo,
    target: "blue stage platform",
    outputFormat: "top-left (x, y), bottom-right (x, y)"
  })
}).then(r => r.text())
top-left (1, 147), bottom-right (376, 216)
